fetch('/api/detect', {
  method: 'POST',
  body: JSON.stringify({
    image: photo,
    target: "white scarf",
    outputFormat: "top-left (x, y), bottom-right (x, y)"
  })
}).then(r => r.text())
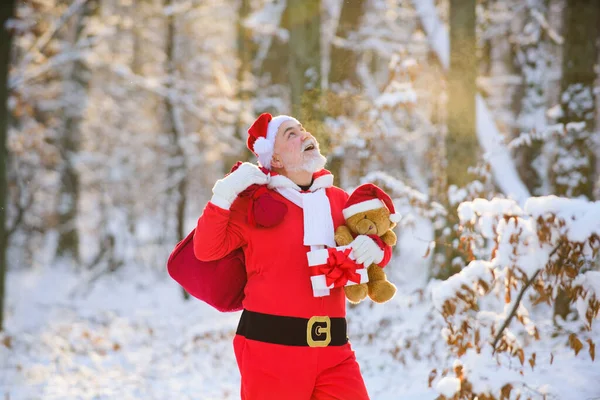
top-left (268, 173), bottom-right (336, 248)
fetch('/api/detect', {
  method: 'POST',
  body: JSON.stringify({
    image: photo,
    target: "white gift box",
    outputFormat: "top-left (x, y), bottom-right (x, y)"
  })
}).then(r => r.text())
top-left (307, 245), bottom-right (369, 297)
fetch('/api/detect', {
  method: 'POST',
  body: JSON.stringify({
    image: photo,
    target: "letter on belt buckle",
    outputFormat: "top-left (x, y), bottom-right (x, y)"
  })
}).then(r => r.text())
top-left (307, 316), bottom-right (331, 347)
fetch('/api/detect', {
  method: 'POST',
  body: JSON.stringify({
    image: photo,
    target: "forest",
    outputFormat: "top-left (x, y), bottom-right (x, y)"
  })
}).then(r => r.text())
top-left (0, 0), bottom-right (599, 399)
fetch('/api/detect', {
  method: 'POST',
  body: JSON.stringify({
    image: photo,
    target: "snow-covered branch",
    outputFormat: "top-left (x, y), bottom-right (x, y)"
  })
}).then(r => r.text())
top-left (15, 0), bottom-right (89, 72)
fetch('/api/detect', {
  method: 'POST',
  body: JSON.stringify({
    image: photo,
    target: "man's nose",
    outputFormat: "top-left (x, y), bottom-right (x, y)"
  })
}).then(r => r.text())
top-left (302, 131), bottom-right (311, 140)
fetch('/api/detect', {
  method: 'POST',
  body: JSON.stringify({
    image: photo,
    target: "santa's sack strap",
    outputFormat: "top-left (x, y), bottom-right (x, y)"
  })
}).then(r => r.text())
top-left (167, 228), bottom-right (247, 312)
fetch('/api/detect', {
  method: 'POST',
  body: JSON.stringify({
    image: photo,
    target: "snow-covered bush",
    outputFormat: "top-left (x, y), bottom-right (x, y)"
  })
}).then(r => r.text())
top-left (431, 196), bottom-right (600, 399)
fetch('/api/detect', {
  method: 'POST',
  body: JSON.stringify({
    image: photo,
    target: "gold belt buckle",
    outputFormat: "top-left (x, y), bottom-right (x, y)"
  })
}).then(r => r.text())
top-left (307, 316), bottom-right (331, 347)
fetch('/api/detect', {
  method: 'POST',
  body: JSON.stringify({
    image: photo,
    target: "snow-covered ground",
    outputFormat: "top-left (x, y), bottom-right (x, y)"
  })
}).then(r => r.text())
top-left (1, 221), bottom-right (599, 399)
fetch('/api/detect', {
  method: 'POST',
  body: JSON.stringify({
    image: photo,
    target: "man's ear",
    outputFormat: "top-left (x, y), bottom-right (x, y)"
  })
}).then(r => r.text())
top-left (271, 154), bottom-right (283, 169)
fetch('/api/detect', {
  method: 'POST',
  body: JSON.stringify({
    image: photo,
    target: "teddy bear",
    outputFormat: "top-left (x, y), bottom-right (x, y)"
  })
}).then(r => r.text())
top-left (334, 183), bottom-right (400, 304)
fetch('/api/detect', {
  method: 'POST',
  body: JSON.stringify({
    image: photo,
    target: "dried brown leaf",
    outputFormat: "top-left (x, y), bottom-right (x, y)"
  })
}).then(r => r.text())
top-left (428, 369), bottom-right (437, 388)
top-left (569, 333), bottom-right (583, 356)
top-left (423, 247), bottom-right (431, 259)
top-left (529, 353), bottom-right (536, 370)
top-left (500, 384), bottom-right (513, 400)
top-left (517, 348), bottom-right (525, 365)
top-left (1, 336), bottom-right (12, 349)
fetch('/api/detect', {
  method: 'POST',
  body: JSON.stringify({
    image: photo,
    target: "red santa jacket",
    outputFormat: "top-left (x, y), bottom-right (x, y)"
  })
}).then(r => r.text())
top-left (193, 170), bottom-right (391, 318)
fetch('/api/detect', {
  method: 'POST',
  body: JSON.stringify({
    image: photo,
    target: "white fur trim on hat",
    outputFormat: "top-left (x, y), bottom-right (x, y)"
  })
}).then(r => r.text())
top-left (254, 137), bottom-right (274, 169)
top-left (342, 199), bottom-right (386, 220)
top-left (254, 115), bottom-right (299, 169)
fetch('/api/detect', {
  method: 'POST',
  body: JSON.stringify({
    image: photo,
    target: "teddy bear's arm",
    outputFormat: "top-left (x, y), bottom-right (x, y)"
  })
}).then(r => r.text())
top-left (380, 230), bottom-right (397, 246)
top-left (334, 225), bottom-right (354, 246)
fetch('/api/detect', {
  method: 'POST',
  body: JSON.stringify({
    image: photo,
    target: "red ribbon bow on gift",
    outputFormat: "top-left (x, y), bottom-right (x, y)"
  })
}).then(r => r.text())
top-left (319, 248), bottom-right (362, 288)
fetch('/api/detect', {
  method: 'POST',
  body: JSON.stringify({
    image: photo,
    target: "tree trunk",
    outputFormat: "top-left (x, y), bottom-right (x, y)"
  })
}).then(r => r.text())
top-left (286, 0), bottom-right (324, 142)
top-left (552, 0), bottom-right (599, 199)
top-left (434, 0), bottom-right (477, 280)
top-left (228, 0), bottom-right (256, 165)
top-left (326, 0), bottom-right (365, 187)
top-left (513, 0), bottom-right (550, 195)
top-left (164, 0), bottom-right (189, 300)
top-left (131, 0), bottom-right (145, 75)
top-left (479, 0), bottom-right (492, 77)
top-left (57, 0), bottom-right (99, 263)
top-left (260, 1), bottom-right (289, 87)
top-left (553, 0), bottom-right (600, 320)
top-left (0, 0), bottom-right (16, 331)
top-left (447, 0), bottom-right (477, 189)
top-left (236, 0), bottom-right (255, 138)
top-left (328, 0), bottom-right (365, 87)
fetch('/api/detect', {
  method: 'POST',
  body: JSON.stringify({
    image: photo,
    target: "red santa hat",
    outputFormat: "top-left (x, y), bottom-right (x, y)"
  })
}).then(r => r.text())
top-left (247, 113), bottom-right (300, 169)
top-left (343, 183), bottom-right (401, 223)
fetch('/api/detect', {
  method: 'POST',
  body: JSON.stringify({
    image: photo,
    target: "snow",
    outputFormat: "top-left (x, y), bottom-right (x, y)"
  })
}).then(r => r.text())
top-left (3, 211), bottom-right (600, 399)
top-left (432, 260), bottom-right (495, 311)
top-left (2, 265), bottom-right (243, 400)
top-left (546, 104), bottom-right (563, 120)
top-left (525, 196), bottom-right (600, 243)
top-left (375, 89), bottom-right (417, 108)
top-left (435, 377), bottom-right (461, 397)
top-left (458, 198), bottom-right (524, 225)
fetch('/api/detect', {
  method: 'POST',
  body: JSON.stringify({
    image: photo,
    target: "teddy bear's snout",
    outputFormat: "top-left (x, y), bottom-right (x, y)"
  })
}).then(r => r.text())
top-left (355, 219), bottom-right (377, 235)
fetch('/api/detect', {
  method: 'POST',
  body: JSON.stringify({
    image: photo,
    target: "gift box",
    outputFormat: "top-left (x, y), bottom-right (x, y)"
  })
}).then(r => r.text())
top-left (307, 245), bottom-right (368, 297)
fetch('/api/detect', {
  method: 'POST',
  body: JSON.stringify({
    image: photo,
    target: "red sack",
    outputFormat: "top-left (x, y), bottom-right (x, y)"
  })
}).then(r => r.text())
top-left (167, 229), bottom-right (246, 312)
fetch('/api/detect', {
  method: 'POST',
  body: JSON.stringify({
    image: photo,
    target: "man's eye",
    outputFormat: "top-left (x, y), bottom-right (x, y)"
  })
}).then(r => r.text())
top-left (289, 132), bottom-right (296, 137)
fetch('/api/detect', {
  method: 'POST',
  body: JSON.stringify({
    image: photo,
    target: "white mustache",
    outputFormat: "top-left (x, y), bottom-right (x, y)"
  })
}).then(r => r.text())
top-left (302, 139), bottom-right (317, 152)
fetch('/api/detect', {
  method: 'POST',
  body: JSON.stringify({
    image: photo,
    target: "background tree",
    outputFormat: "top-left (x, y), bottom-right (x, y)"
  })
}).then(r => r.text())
top-left (512, 0), bottom-right (552, 195)
top-left (552, 0), bottom-right (600, 199)
top-left (164, 0), bottom-right (189, 299)
top-left (328, 0), bottom-right (365, 88)
top-left (326, 0), bottom-right (366, 186)
top-left (434, 0), bottom-right (479, 279)
top-left (56, 0), bottom-right (100, 263)
top-left (552, 0), bottom-right (600, 321)
top-left (0, 0), bottom-right (16, 331)
top-left (447, 0), bottom-right (478, 189)
top-left (285, 0), bottom-right (325, 145)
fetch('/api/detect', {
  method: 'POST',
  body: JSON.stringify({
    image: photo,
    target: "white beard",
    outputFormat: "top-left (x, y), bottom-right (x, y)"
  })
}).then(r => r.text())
top-left (301, 153), bottom-right (327, 173)
top-left (286, 152), bottom-right (327, 173)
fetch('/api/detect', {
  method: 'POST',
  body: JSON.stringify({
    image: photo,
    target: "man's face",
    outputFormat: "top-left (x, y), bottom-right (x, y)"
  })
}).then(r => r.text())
top-left (271, 120), bottom-right (326, 173)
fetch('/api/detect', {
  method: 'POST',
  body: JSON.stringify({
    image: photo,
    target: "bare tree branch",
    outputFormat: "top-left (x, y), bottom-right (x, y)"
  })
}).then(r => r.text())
top-left (16, 0), bottom-right (89, 71)
top-left (492, 242), bottom-right (563, 351)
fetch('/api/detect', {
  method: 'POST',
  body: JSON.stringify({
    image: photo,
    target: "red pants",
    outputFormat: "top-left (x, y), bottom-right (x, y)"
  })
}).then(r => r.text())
top-left (233, 335), bottom-right (370, 400)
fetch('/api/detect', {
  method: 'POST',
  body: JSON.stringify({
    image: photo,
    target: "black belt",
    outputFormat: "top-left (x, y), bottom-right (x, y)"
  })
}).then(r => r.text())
top-left (236, 309), bottom-right (348, 347)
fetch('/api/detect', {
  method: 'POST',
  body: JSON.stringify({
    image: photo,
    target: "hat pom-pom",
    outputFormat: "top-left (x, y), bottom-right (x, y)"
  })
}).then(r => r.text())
top-left (389, 213), bottom-right (402, 223)
top-left (254, 137), bottom-right (273, 155)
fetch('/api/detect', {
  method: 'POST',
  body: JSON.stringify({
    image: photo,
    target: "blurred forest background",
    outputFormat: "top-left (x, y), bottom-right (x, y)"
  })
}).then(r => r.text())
top-left (0, 0), bottom-right (599, 398)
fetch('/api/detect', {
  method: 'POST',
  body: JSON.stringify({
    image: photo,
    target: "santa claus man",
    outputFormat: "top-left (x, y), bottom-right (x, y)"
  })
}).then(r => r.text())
top-left (193, 113), bottom-right (394, 400)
